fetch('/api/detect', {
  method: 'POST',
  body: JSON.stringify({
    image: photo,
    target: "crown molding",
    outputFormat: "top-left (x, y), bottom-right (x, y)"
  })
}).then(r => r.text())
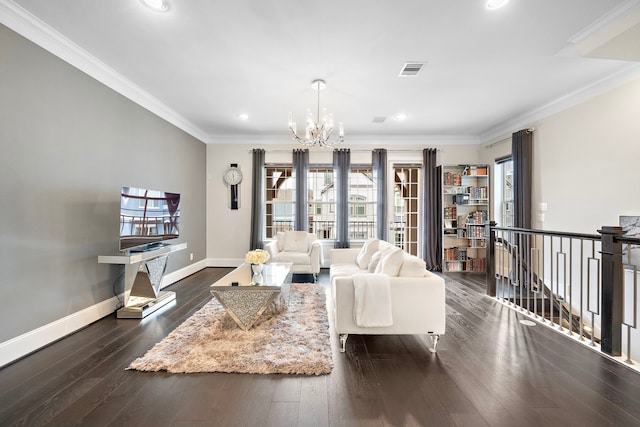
top-left (479, 63), bottom-right (640, 144)
top-left (0, 0), bottom-right (210, 144)
top-left (567, 0), bottom-right (640, 45)
top-left (206, 133), bottom-right (481, 146)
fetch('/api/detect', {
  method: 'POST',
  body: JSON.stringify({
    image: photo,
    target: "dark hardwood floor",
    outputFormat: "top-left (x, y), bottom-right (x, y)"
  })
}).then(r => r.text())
top-left (2, 268), bottom-right (640, 426)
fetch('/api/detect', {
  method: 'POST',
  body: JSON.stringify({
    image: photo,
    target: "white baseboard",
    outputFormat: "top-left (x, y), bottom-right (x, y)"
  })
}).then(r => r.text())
top-left (0, 296), bottom-right (120, 368)
top-left (0, 259), bottom-right (209, 368)
top-left (161, 258), bottom-right (208, 289)
top-left (207, 258), bottom-right (243, 267)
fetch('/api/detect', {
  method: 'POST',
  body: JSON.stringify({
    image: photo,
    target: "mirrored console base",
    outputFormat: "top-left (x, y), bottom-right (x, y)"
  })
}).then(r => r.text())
top-left (98, 243), bottom-right (187, 319)
top-left (116, 290), bottom-right (176, 319)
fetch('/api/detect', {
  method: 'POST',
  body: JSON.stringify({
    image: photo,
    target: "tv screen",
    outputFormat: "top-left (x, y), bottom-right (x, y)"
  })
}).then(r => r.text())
top-left (119, 186), bottom-right (180, 251)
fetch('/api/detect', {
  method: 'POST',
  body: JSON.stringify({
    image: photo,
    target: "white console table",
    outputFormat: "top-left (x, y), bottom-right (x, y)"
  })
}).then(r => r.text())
top-left (99, 243), bottom-right (187, 318)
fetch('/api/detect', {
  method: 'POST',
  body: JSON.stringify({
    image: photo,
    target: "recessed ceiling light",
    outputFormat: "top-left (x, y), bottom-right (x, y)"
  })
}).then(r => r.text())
top-left (394, 113), bottom-right (409, 121)
top-left (486, 0), bottom-right (509, 10)
top-left (238, 113), bottom-right (249, 120)
top-left (140, 0), bottom-right (169, 12)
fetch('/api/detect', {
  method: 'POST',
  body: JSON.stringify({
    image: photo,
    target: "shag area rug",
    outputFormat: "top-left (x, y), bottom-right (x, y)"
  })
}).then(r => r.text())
top-left (127, 283), bottom-right (332, 375)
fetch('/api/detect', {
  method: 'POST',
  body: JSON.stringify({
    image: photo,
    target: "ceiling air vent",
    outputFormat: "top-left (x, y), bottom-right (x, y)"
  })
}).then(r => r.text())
top-left (372, 116), bottom-right (386, 123)
top-left (399, 62), bottom-right (425, 77)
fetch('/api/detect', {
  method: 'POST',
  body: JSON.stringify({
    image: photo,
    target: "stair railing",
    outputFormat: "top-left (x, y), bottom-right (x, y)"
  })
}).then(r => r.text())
top-left (486, 223), bottom-right (640, 367)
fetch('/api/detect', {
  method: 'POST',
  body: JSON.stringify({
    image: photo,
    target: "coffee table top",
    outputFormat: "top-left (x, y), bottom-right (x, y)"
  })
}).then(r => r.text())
top-left (209, 262), bottom-right (293, 330)
top-left (210, 262), bottom-right (293, 291)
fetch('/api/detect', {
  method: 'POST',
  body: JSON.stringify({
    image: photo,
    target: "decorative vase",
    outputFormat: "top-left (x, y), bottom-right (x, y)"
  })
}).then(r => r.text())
top-left (251, 263), bottom-right (264, 285)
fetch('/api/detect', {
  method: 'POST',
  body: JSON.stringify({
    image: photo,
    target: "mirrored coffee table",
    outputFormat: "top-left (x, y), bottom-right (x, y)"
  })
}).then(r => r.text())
top-left (209, 262), bottom-right (293, 331)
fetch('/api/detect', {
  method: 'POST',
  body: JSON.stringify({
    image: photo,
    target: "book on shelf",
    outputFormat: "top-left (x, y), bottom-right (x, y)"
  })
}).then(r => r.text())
top-left (465, 210), bottom-right (487, 224)
top-left (465, 257), bottom-right (487, 272)
top-left (443, 171), bottom-right (462, 186)
top-left (454, 194), bottom-right (470, 205)
top-left (444, 206), bottom-right (457, 219)
top-left (462, 165), bottom-right (488, 177)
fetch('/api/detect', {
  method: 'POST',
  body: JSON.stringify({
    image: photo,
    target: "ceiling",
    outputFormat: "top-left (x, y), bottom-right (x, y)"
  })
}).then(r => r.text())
top-left (2, 0), bottom-right (640, 144)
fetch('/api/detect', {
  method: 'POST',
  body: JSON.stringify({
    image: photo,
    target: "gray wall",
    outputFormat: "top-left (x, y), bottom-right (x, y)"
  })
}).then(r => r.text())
top-left (0, 24), bottom-right (207, 342)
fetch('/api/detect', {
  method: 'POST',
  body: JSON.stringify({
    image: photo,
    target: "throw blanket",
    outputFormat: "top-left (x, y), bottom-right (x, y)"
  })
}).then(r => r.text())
top-left (352, 273), bottom-right (393, 327)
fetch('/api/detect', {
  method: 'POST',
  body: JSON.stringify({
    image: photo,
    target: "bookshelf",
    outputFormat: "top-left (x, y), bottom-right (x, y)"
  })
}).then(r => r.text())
top-left (442, 165), bottom-right (489, 273)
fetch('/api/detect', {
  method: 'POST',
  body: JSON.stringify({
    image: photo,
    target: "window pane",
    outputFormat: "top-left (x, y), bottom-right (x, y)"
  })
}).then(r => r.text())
top-left (393, 166), bottom-right (421, 256)
top-left (308, 167), bottom-right (336, 240)
top-left (265, 166), bottom-right (294, 238)
top-left (348, 167), bottom-right (376, 241)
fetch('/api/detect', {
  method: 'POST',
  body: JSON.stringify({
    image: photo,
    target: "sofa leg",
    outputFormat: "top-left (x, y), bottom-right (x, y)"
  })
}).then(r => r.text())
top-left (428, 334), bottom-right (440, 353)
top-left (339, 334), bottom-right (348, 353)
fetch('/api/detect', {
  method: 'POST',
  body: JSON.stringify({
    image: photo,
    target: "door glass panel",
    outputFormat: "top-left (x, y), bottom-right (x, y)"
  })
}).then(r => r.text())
top-left (392, 166), bottom-right (421, 256)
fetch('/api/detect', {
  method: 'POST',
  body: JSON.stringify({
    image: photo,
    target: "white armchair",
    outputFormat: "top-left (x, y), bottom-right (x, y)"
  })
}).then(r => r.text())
top-left (264, 231), bottom-right (323, 278)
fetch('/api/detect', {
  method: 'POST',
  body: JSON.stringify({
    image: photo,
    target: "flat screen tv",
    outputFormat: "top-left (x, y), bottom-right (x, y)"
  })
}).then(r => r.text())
top-left (119, 186), bottom-right (181, 252)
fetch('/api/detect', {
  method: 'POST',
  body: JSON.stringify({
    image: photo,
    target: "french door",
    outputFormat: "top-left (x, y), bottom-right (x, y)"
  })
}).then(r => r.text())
top-left (392, 165), bottom-right (421, 256)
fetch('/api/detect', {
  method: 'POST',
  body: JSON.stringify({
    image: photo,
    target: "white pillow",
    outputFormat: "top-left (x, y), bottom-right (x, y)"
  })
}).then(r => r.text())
top-left (368, 250), bottom-right (384, 272)
top-left (376, 247), bottom-right (405, 277)
top-left (276, 232), bottom-right (285, 251)
top-left (398, 254), bottom-right (427, 277)
top-left (283, 231), bottom-right (309, 253)
top-left (356, 239), bottom-right (380, 269)
top-left (377, 240), bottom-right (393, 253)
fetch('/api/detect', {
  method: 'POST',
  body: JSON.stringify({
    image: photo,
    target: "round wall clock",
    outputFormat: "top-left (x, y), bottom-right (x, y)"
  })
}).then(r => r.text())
top-left (223, 164), bottom-right (242, 210)
top-left (223, 166), bottom-right (243, 185)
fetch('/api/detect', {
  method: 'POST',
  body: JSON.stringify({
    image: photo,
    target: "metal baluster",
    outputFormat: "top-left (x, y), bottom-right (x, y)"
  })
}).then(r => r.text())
top-left (568, 239), bottom-right (573, 336)
top-left (550, 237), bottom-right (554, 326)
top-left (579, 239), bottom-right (585, 341)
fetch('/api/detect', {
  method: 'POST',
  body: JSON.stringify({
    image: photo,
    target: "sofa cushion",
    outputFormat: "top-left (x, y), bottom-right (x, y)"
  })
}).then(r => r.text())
top-left (276, 231), bottom-right (285, 251)
top-left (398, 254), bottom-right (428, 277)
top-left (331, 263), bottom-right (366, 279)
top-left (376, 247), bottom-right (404, 277)
top-left (370, 245), bottom-right (394, 273)
top-left (283, 231), bottom-right (309, 253)
top-left (356, 239), bottom-right (380, 269)
top-left (377, 240), bottom-right (394, 252)
top-left (272, 251), bottom-right (311, 265)
top-left (367, 250), bottom-right (384, 272)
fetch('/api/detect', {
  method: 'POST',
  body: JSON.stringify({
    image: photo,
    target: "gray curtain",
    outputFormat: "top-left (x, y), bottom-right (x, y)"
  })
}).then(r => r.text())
top-left (372, 149), bottom-right (388, 241)
top-left (293, 149), bottom-right (309, 231)
top-left (333, 148), bottom-right (350, 248)
top-left (421, 148), bottom-right (442, 271)
top-left (249, 148), bottom-right (265, 249)
top-left (512, 129), bottom-right (533, 229)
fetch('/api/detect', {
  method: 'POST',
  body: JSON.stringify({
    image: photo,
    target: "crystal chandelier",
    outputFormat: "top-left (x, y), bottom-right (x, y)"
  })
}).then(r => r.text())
top-left (288, 79), bottom-right (344, 148)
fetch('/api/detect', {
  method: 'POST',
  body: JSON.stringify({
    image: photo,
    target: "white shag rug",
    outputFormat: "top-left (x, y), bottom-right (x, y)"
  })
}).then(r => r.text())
top-left (127, 283), bottom-right (333, 375)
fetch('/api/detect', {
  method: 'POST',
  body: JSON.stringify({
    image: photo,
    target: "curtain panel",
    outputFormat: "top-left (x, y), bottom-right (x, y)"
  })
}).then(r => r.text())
top-left (293, 149), bottom-right (309, 231)
top-left (333, 148), bottom-right (351, 248)
top-left (512, 129), bottom-right (533, 229)
top-left (421, 148), bottom-right (442, 271)
top-left (249, 148), bottom-right (265, 249)
top-left (372, 148), bottom-right (388, 241)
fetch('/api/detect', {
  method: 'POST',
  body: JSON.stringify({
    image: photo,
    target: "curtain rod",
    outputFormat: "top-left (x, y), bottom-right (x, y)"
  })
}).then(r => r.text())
top-left (483, 127), bottom-right (534, 149)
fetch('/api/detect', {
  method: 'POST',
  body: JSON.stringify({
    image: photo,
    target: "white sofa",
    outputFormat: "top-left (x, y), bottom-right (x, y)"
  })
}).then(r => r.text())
top-left (264, 231), bottom-right (323, 278)
top-left (330, 239), bottom-right (446, 353)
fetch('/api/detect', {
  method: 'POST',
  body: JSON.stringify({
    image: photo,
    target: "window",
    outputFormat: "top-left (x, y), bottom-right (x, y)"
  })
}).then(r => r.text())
top-left (263, 163), bottom-right (380, 243)
top-left (349, 195), bottom-right (366, 217)
top-left (494, 157), bottom-right (513, 228)
top-left (308, 167), bottom-right (336, 240)
top-left (265, 166), bottom-right (294, 238)
top-left (393, 165), bottom-right (421, 256)
top-left (348, 167), bottom-right (376, 241)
